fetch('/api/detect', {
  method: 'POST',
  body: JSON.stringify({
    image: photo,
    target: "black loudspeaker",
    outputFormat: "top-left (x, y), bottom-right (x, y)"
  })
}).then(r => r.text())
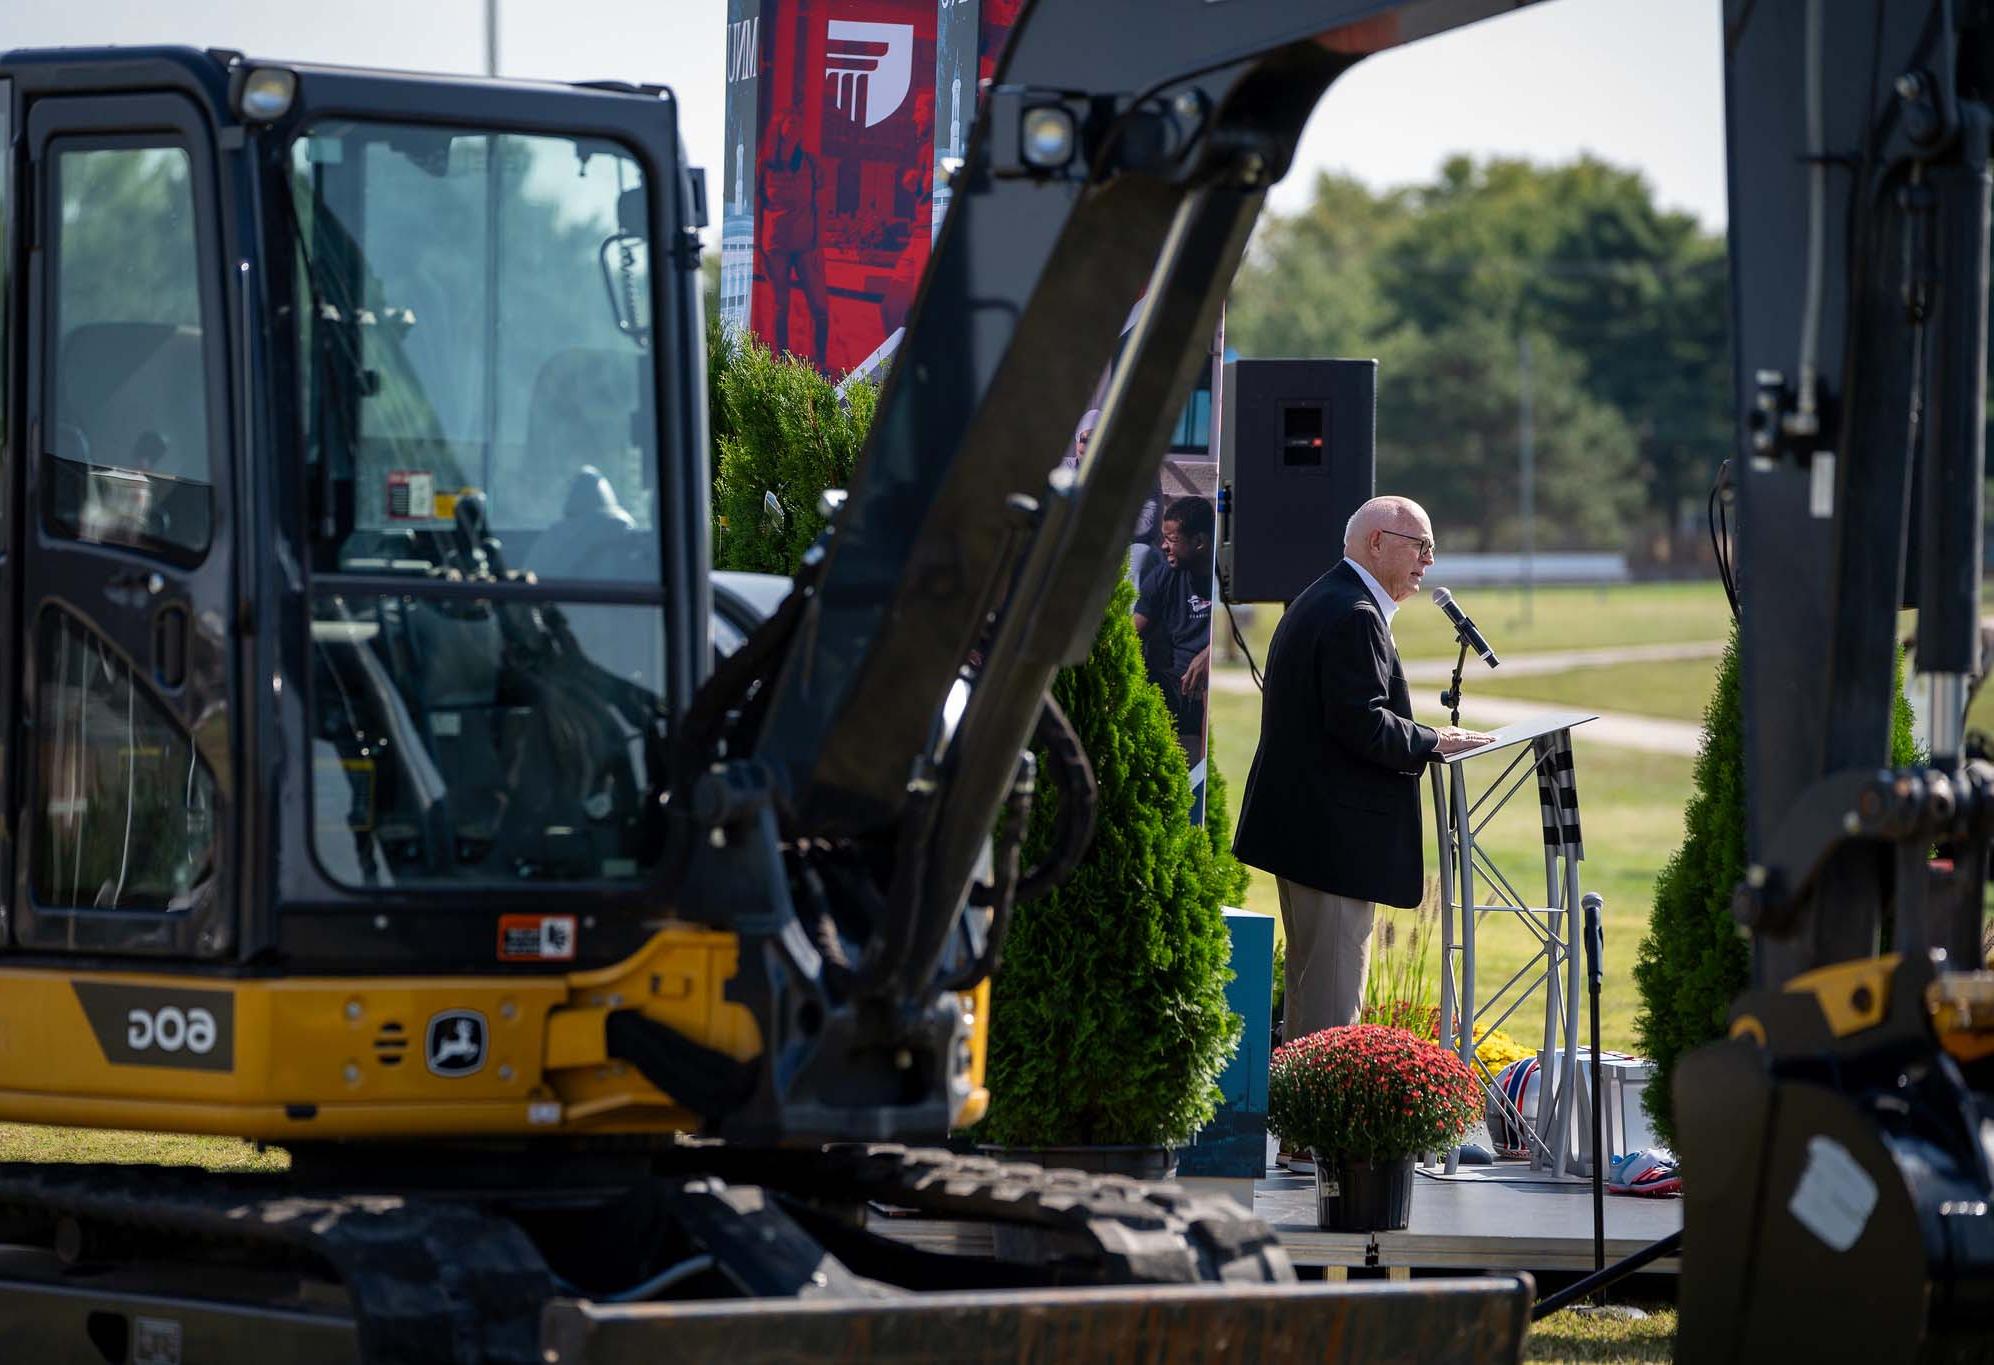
top-left (1217, 358), bottom-right (1377, 604)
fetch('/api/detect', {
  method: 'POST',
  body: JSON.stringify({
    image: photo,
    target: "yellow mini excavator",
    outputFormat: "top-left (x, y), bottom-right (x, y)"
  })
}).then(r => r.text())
top-left (0, 0), bottom-right (1990, 1360)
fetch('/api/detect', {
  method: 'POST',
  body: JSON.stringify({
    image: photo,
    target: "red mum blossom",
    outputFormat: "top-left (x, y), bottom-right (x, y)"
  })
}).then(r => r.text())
top-left (1267, 1024), bottom-right (1481, 1163)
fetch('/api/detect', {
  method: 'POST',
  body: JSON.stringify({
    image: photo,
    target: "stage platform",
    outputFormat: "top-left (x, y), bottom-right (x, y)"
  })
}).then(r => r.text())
top-left (1256, 1158), bottom-right (1680, 1276)
top-left (867, 1154), bottom-right (1681, 1279)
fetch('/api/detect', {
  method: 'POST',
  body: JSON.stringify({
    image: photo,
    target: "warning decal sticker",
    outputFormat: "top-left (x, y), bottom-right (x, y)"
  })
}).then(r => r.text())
top-left (498, 914), bottom-right (578, 962)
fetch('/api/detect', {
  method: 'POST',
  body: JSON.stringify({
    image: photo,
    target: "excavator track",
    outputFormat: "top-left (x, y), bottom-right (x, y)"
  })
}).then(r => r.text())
top-left (669, 1142), bottom-right (1295, 1285)
top-left (0, 1145), bottom-right (1289, 1364)
top-left (0, 1162), bottom-right (554, 1365)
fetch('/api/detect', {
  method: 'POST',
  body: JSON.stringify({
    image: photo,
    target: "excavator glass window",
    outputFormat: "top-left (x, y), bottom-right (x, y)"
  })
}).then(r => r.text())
top-left (34, 608), bottom-right (215, 909)
top-left (289, 124), bottom-right (656, 578)
top-left (290, 121), bottom-right (669, 888)
top-left (47, 142), bottom-right (214, 560)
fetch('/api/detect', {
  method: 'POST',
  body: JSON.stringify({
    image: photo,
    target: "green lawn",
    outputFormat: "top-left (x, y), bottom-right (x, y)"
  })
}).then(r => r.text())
top-left (1526, 1306), bottom-right (1677, 1363)
top-left (0, 1123), bottom-right (286, 1170)
top-left (1223, 580), bottom-right (1730, 668)
top-left (1475, 655), bottom-right (1722, 725)
top-left (1967, 676), bottom-right (1994, 737)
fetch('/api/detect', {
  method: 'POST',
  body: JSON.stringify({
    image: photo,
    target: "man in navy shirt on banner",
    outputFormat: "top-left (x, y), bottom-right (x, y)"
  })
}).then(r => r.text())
top-left (1233, 496), bottom-right (1491, 1078)
top-left (1134, 495), bottom-right (1215, 765)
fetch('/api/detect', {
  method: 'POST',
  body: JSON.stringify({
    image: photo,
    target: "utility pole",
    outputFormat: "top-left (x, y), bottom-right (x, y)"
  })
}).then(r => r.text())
top-left (1519, 332), bottom-right (1535, 625)
top-left (485, 0), bottom-right (500, 77)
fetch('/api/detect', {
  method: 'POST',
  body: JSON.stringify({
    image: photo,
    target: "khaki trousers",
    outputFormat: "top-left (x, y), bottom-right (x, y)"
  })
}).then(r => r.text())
top-left (1277, 878), bottom-right (1374, 1040)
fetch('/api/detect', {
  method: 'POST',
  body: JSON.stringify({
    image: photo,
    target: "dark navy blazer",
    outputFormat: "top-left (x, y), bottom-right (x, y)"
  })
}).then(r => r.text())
top-left (1232, 560), bottom-right (1438, 908)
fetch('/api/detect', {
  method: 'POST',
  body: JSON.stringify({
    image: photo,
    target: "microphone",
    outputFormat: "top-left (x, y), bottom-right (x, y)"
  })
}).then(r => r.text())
top-left (1431, 588), bottom-right (1499, 668)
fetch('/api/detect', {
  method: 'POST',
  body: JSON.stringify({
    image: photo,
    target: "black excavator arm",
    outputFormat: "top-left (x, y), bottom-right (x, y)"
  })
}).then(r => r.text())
top-left (677, 0), bottom-right (1994, 1353)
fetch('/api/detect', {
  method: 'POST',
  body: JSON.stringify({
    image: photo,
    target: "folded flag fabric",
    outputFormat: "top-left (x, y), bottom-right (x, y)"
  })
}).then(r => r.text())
top-left (1608, 1148), bottom-right (1681, 1197)
top-left (1488, 1057), bottom-right (1541, 1158)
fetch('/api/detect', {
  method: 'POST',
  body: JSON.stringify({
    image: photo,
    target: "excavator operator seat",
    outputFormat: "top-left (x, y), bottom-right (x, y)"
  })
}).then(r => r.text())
top-left (520, 348), bottom-right (664, 722)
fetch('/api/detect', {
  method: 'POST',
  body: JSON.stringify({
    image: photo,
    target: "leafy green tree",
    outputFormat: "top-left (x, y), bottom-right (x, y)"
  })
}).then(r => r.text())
top-left (1633, 625), bottom-right (1920, 1148)
top-left (1378, 319), bottom-right (1642, 552)
top-left (1227, 171), bottom-right (1406, 360)
top-left (1226, 154), bottom-right (1731, 559)
top-left (1380, 155), bottom-right (1730, 561)
top-left (707, 316), bottom-right (877, 572)
top-left (975, 576), bottom-right (1242, 1147)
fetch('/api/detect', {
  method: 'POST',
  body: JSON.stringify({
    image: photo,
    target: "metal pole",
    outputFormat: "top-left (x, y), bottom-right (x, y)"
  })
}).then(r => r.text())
top-left (1558, 850), bottom-right (1583, 1175)
top-left (1454, 763), bottom-right (1476, 1087)
top-left (1432, 764), bottom-right (1461, 1174)
top-left (1538, 845), bottom-right (1560, 1170)
top-left (1519, 333), bottom-right (1535, 625)
top-left (1583, 892), bottom-right (1606, 1282)
top-left (485, 0), bottom-right (500, 76)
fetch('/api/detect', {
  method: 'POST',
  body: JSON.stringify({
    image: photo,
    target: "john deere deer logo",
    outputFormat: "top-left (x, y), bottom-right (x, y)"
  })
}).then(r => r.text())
top-left (426, 1010), bottom-right (486, 1077)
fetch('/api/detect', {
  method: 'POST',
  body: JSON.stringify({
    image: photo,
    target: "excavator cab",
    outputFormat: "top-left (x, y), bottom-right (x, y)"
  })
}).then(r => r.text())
top-left (1, 48), bottom-right (709, 982)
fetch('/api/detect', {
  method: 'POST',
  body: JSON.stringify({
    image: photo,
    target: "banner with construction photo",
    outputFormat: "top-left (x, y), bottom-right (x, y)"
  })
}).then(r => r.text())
top-left (720, 0), bottom-right (1021, 377)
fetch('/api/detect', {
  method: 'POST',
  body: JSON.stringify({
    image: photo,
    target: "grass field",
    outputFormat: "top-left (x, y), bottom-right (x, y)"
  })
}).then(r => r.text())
top-left (1967, 676), bottom-right (1994, 736)
top-left (1526, 1306), bottom-right (1677, 1362)
top-left (0, 1123), bottom-right (285, 1170)
top-left (1475, 655), bottom-right (1722, 725)
top-left (1228, 581), bottom-right (1732, 667)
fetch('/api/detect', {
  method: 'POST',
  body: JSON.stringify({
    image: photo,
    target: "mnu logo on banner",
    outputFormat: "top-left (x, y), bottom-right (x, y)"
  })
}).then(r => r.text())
top-left (825, 21), bottom-right (913, 127)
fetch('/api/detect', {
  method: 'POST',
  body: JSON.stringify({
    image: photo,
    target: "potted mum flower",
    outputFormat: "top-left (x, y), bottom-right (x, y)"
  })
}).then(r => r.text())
top-left (1267, 1024), bottom-right (1482, 1232)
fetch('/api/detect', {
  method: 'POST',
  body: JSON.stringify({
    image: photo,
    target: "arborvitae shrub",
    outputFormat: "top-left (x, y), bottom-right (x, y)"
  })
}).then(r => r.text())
top-left (706, 316), bottom-right (876, 573)
top-left (975, 576), bottom-right (1241, 1147)
top-left (1203, 756), bottom-right (1251, 908)
top-left (1633, 622), bottom-right (1919, 1148)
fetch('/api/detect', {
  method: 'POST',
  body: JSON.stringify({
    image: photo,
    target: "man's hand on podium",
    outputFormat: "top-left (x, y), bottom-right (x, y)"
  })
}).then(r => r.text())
top-left (1434, 726), bottom-right (1498, 756)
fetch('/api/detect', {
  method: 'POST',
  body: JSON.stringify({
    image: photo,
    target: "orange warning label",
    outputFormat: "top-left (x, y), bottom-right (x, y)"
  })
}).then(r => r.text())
top-left (497, 914), bottom-right (577, 962)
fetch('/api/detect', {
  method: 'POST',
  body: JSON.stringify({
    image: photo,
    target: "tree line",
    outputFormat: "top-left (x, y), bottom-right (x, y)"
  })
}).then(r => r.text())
top-left (1225, 154), bottom-right (1731, 566)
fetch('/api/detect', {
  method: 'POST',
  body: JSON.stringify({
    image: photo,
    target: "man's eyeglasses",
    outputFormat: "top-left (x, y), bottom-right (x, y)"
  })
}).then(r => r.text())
top-left (1378, 528), bottom-right (1436, 556)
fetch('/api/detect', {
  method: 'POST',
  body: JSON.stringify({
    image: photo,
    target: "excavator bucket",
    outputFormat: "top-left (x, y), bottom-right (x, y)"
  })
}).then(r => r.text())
top-left (540, 1278), bottom-right (1536, 1365)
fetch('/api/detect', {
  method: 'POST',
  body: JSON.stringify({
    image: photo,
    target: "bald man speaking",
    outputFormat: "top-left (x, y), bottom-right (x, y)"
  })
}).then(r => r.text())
top-left (1233, 495), bottom-right (1490, 1058)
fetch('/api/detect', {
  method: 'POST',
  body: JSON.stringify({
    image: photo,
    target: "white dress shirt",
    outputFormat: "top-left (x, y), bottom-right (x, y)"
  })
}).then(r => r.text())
top-left (1342, 556), bottom-right (1399, 628)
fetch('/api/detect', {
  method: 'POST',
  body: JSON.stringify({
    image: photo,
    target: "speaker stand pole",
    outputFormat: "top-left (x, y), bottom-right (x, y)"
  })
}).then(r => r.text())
top-left (1440, 638), bottom-right (1470, 727)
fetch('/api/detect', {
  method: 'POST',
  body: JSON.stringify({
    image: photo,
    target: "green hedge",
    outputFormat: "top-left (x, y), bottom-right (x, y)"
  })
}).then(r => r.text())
top-left (1204, 757), bottom-right (1251, 908)
top-left (707, 316), bottom-right (876, 573)
top-left (1632, 623), bottom-right (1919, 1148)
top-left (975, 576), bottom-right (1242, 1147)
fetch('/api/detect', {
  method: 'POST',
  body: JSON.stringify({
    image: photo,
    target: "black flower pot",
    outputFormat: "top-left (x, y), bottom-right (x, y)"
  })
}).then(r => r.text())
top-left (1314, 1152), bottom-right (1415, 1232)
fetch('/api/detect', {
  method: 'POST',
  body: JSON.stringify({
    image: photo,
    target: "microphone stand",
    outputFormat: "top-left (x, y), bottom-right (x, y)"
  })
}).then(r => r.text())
top-left (1439, 636), bottom-right (1470, 728)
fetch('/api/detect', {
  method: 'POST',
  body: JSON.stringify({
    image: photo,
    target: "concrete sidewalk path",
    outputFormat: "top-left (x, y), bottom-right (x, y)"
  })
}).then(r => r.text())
top-left (1399, 638), bottom-right (1723, 683)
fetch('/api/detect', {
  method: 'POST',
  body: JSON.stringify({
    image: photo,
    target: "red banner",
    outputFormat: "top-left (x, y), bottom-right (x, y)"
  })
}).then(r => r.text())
top-left (726, 0), bottom-right (1022, 375)
top-left (747, 0), bottom-right (934, 373)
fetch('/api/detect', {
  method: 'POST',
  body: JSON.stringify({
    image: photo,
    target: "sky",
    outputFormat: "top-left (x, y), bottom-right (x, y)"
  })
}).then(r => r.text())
top-left (4, 0), bottom-right (1728, 234)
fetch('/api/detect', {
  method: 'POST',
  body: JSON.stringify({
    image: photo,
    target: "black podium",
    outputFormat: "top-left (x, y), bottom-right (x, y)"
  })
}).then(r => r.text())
top-left (1428, 710), bottom-right (1595, 1176)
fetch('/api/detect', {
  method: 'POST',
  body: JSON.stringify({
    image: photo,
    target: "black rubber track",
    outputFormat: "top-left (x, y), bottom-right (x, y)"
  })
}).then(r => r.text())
top-left (671, 1142), bottom-right (1298, 1285)
top-left (0, 1162), bottom-right (554, 1365)
top-left (0, 1144), bottom-right (1290, 1362)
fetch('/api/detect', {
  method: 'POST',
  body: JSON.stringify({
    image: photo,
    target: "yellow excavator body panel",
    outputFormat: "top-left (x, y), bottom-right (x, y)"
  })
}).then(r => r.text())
top-left (0, 924), bottom-right (989, 1141)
